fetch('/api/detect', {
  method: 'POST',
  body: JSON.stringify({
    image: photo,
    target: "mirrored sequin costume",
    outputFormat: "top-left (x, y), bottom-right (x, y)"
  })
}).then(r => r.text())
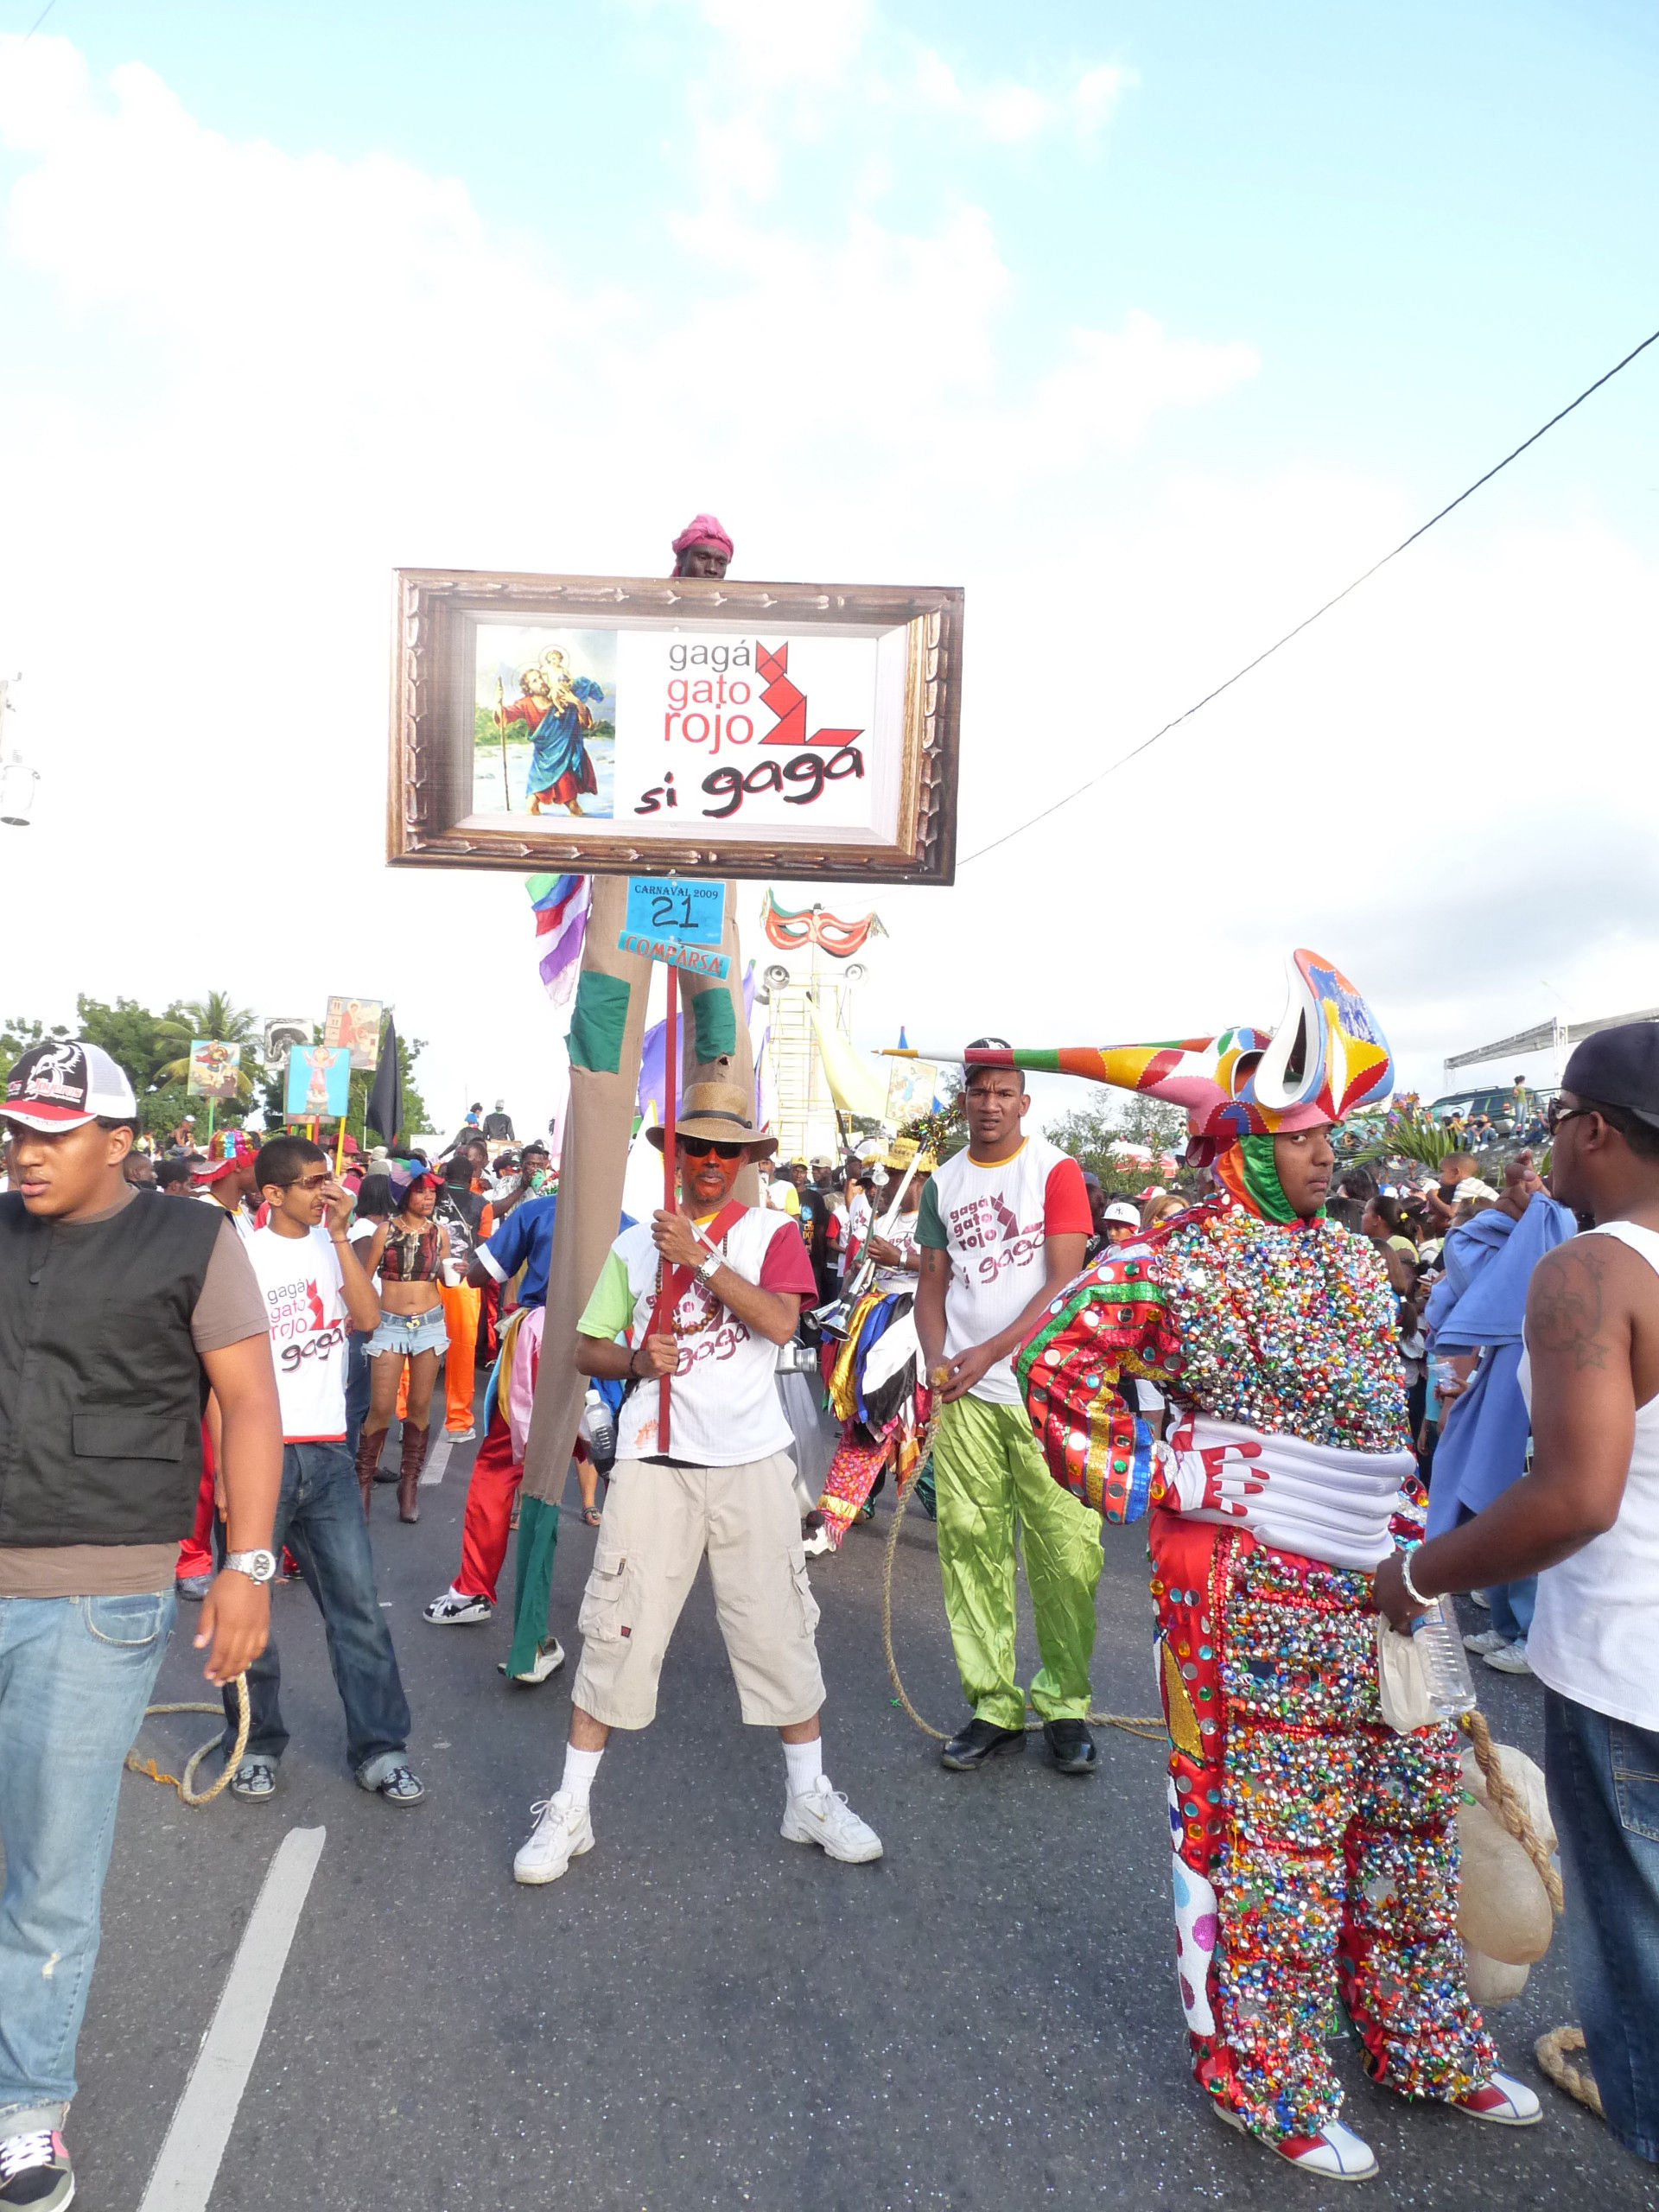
top-left (988, 950), bottom-right (1500, 2149)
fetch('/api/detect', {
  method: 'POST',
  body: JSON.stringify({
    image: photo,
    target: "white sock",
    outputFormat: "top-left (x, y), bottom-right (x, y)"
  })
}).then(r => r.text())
top-left (559, 1742), bottom-right (603, 1811)
top-left (783, 1736), bottom-right (824, 1798)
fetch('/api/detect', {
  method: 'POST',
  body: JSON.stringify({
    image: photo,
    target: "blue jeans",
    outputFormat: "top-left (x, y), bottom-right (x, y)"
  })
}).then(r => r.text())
top-left (0, 1589), bottom-right (175, 2130)
top-left (1545, 1688), bottom-right (1659, 2163)
top-left (345, 1332), bottom-right (372, 1456)
top-left (1489, 1576), bottom-right (1536, 1643)
top-left (220, 1442), bottom-right (410, 1785)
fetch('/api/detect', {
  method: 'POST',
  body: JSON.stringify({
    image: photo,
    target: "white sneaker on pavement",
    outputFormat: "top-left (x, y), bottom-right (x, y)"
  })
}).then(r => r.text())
top-left (1211, 2101), bottom-right (1377, 2179)
top-left (1484, 1639), bottom-right (1534, 1675)
top-left (513, 1790), bottom-right (594, 1885)
top-left (424, 1588), bottom-right (493, 1626)
top-left (497, 1637), bottom-right (565, 1685)
top-left (1454, 2071), bottom-right (1543, 2125)
top-left (780, 1777), bottom-right (883, 1863)
top-left (1463, 1628), bottom-right (1510, 1656)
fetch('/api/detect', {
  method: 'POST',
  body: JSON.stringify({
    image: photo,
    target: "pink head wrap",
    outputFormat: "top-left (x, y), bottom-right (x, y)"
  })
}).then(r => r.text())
top-left (671, 512), bottom-right (734, 561)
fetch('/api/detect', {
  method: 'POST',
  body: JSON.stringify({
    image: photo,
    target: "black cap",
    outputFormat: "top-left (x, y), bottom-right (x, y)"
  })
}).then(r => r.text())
top-left (1562, 1022), bottom-right (1659, 1130)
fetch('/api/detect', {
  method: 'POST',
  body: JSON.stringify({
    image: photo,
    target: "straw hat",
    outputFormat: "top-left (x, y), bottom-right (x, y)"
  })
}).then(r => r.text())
top-left (646, 1081), bottom-right (777, 1159)
top-left (882, 1136), bottom-right (936, 1173)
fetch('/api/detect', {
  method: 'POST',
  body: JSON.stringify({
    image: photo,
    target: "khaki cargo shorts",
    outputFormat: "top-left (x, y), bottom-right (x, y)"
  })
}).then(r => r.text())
top-left (569, 1449), bottom-right (827, 1731)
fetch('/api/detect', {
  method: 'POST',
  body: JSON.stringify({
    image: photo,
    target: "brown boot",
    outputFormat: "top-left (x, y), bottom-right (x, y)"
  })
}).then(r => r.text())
top-left (398, 1421), bottom-right (430, 1522)
top-left (355, 1427), bottom-right (384, 1516)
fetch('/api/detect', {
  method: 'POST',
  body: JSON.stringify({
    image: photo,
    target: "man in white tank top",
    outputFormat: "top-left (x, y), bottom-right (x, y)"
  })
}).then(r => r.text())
top-left (1377, 1022), bottom-right (1659, 2166)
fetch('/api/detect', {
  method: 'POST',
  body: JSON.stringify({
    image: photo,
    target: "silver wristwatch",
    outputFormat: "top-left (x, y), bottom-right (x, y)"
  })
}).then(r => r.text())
top-left (223, 1548), bottom-right (278, 1585)
top-left (696, 1251), bottom-right (722, 1283)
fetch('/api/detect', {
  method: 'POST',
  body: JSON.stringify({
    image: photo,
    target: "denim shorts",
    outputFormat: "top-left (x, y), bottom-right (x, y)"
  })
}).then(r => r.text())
top-left (366, 1306), bottom-right (449, 1357)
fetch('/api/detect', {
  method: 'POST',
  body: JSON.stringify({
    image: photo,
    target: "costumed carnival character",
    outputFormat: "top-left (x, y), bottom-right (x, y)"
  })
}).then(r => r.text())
top-left (976, 950), bottom-right (1539, 2179)
top-left (806, 1138), bottom-right (936, 1554)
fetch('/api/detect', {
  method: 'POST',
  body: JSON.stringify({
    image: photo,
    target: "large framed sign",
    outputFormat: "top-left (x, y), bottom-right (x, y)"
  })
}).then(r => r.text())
top-left (386, 570), bottom-right (963, 884)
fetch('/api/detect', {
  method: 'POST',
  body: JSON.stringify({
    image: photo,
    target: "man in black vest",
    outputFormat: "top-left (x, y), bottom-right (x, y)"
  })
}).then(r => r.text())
top-left (0, 1040), bottom-right (282, 2212)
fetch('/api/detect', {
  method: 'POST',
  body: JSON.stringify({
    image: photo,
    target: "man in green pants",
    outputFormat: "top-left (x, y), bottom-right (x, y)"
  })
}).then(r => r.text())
top-left (914, 1044), bottom-right (1103, 1773)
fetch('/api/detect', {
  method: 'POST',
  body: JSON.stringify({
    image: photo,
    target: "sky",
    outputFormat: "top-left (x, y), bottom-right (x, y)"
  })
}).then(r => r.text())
top-left (0, 0), bottom-right (1655, 1137)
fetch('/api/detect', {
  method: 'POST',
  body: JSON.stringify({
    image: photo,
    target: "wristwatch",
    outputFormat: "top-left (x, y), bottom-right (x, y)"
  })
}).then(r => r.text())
top-left (696, 1251), bottom-right (722, 1284)
top-left (223, 1548), bottom-right (278, 1585)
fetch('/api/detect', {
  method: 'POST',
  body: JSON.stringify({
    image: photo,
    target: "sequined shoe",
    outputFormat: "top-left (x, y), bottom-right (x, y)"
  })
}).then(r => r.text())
top-left (1211, 2101), bottom-right (1379, 2181)
top-left (1454, 2072), bottom-right (1542, 2126)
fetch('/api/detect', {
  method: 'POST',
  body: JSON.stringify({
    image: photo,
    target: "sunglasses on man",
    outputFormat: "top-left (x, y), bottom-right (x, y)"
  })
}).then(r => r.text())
top-left (675, 1137), bottom-right (746, 1160)
top-left (1545, 1099), bottom-right (1593, 1135)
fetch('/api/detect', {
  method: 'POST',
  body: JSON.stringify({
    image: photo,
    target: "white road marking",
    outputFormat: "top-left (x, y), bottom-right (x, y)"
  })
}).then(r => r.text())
top-left (137, 1826), bottom-right (326, 2212)
top-left (420, 1428), bottom-right (454, 1487)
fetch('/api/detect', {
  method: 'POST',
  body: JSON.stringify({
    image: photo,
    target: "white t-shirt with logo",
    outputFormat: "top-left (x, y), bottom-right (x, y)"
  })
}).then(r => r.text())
top-left (918, 1135), bottom-right (1093, 1404)
top-left (579, 1206), bottom-right (818, 1467)
top-left (245, 1224), bottom-right (351, 1442)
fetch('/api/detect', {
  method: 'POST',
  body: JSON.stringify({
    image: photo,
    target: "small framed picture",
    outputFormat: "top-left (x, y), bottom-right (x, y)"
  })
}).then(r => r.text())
top-left (386, 569), bottom-right (963, 884)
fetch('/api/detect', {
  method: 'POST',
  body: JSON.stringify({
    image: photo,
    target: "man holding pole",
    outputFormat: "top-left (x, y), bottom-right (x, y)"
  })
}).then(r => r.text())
top-left (512, 1082), bottom-right (883, 1885)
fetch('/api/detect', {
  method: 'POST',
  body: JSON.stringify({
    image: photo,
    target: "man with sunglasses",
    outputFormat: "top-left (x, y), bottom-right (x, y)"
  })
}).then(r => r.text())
top-left (513, 1082), bottom-right (882, 1885)
top-left (226, 1135), bottom-right (424, 1805)
top-left (1377, 1027), bottom-right (1659, 2166)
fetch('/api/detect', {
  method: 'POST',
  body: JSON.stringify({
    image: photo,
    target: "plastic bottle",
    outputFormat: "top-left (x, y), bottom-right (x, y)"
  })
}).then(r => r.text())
top-left (582, 1386), bottom-right (617, 1475)
top-left (1411, 1592), bottom-right (1478, 1717)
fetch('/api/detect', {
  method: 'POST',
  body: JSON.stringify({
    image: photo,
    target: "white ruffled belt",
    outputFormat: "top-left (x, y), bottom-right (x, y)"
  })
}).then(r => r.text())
top-left (1179, 1415), bottom-right (1414, 1571)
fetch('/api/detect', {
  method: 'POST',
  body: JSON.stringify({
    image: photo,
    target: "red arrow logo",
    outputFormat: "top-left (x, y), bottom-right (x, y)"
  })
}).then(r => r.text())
top-left (754, 641), bottom-right (863, 747)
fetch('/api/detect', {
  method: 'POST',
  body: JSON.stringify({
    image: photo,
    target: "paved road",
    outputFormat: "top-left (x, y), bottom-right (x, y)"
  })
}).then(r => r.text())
top-left (78, 1433), bottom-right (1659, 2211)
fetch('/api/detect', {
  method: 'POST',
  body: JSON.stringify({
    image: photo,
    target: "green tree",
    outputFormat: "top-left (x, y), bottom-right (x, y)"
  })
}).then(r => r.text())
top-left (155, 992), bottom-right (261, 1101)
top-left (74, 996), bottom-right (172, 1093)
top-left (0, 1013), bottom-right (71, 1071)
top-left (1046, 1084), bottom-right (1191, 1197)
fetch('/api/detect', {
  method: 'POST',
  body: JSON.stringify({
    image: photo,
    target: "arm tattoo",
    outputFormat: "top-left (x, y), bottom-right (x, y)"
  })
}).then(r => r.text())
top-left (1530, 1242), bottom-right (1615, 1371)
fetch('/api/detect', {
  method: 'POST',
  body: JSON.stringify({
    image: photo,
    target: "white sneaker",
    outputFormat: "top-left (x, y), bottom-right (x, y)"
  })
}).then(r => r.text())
top-left (780, 1777), bottom-right (883, 1863)
top-left (497, 1637), bottom-right (566, 1685)
top-left (1463, 1628), bottom-right (1510, 1656)
top-left (512, 1790), bottom-right (594, 1885)
top-left (1454, 2071), bottom-right (1543, 2126)
top-left (424, 1588), bottom-right (493, 1626)
top-left (1484, 1639), bottom-right (1534, 1675)
top-left (1211, 2101), bottom-right (1377, 2179)
top-left (1470, 1587), bottom-right (1492, 1610)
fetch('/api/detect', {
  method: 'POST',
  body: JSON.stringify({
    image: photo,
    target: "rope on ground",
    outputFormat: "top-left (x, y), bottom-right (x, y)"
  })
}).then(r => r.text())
top-left (880, 1419), bottom-right (1164, 1744)
top-left (1534, 2025), bottom-right (1603, 2118)
top-left (1459, 1704), bottom-right (1565, 1913)
top-left (124, 1674), bottom-right (249, 1808)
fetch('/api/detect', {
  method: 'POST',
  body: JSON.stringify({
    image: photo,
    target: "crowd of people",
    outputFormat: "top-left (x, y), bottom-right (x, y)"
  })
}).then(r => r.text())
top-left (4, 988), bottom-right (1659, 2202)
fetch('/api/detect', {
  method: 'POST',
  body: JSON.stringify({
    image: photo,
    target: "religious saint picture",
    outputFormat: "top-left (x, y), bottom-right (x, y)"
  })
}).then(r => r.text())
top-left (284, 1042), bottom-right (351, 1122)
top-left (474, 628), bottom-right (615, 819)
top-left (388, 570), bottom-right (962, 884)
top-left (324, 995), bottom-right (385, 1070)
top-left (185, 1039), bottom-right (240, 1102)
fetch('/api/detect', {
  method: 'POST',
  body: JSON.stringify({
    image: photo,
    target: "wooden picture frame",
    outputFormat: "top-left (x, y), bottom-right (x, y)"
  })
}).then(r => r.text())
top-left (386, 569), bottom-right (962, 884)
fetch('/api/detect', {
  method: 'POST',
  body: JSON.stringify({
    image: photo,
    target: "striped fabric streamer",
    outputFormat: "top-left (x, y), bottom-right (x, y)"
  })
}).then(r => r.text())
top-left (526, 873), bottom-right (589, 1008)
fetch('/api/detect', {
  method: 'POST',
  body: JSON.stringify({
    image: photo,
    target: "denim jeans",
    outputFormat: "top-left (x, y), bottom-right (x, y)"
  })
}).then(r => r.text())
top-left (1545, 1688), bottom-right (1659, 2163)
top-left (1489, 1576), bottom-right (1536, 1643)
top-left (345, 1331), bottom-right (372, 1457)
top-left (220, 1441), bottom-right (410, 1785)
top-left (0, 1588), bottom-right (175, 2131)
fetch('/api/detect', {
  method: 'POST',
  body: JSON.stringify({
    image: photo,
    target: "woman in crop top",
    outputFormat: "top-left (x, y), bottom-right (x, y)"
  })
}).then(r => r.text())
top-left (354, 1172), bottom-right (452, 1522)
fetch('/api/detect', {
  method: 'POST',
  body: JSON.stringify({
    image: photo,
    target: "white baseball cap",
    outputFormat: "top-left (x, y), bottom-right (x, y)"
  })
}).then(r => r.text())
top-left (4, 1039), bottom-right (138, 1131)
top-left (1102, 1200), bottom-right (1141, 1227)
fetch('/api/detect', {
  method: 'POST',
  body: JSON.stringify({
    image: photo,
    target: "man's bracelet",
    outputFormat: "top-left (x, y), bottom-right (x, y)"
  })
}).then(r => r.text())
top-left (1400, 1547), bottom-right (1433, 1609)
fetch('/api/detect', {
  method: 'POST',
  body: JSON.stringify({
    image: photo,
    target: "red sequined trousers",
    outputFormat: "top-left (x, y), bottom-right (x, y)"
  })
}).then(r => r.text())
top-left (1149, 1510), bottom-right (1495, 2143)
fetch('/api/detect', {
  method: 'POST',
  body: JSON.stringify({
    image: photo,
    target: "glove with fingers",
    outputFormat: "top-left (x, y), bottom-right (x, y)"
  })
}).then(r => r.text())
top-left (1148, 1418), bottom-right (1267, 1517)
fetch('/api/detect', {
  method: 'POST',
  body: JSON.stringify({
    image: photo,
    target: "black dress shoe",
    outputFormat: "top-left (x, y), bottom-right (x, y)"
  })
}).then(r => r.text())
top-left (1042, 1718), bottom-right (1098, 1774)
top-left (940, 1716), bottom-right (1027, 1770)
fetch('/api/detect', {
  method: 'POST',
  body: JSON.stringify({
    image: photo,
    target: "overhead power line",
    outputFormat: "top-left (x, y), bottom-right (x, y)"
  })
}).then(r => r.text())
top-left (958, 323), bottom-right (1659, 869)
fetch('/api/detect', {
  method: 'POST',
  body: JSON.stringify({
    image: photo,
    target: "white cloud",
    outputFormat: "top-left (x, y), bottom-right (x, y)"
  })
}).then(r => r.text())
top-left (912, 48), bottom-right (1133, 143)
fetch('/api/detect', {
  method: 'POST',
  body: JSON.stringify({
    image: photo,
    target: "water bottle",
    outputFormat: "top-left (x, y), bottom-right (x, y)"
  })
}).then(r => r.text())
top-left (582, 1387), bottom-right (617, 1475)
top-left (1411, 1592), bottom-right (1478, 1717)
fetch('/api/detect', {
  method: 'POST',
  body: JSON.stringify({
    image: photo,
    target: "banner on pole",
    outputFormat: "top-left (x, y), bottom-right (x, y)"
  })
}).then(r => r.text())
top-left (618, 876), bottom-right (729, 976)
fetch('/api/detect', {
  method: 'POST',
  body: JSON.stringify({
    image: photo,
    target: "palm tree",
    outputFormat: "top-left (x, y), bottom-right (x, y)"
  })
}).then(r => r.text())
top-left (156, 991), bottom-right (260, 1100)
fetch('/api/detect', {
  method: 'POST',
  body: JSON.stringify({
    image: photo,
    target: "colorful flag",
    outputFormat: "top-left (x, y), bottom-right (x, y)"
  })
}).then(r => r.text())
top-left (527, 874), bottom-right (590, 1009)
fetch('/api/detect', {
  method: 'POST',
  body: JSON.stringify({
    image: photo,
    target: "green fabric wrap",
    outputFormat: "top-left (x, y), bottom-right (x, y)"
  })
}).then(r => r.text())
top-left (508, 1494), bottom-right (562, 1677)
top-left (567, 971), bottom-right (631, 1073)
top-left (691, 984), bottom-right (738, 1062)
top-left (1236, 1131), bottom-right (1299, 1224)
